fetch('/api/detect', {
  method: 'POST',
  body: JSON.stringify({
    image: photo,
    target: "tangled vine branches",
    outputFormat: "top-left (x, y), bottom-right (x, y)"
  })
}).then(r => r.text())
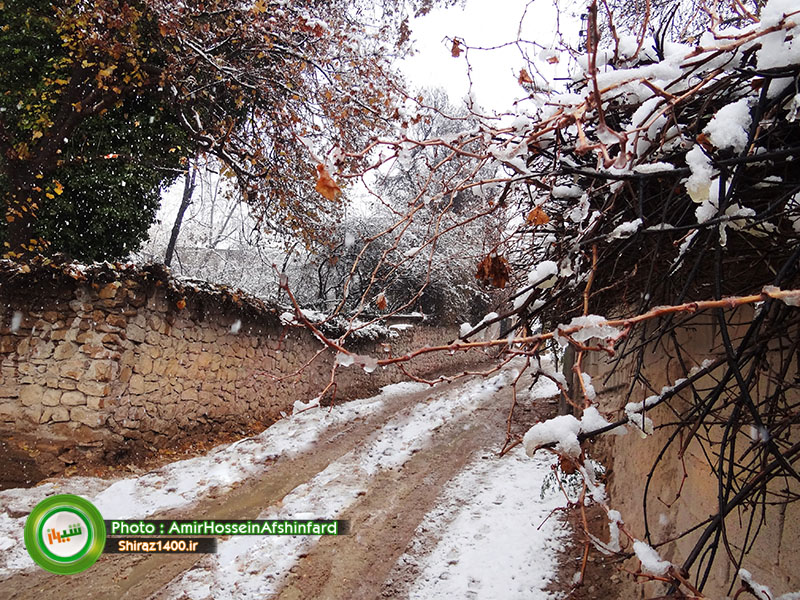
top-left (277, 0), bottom-right (800, 596)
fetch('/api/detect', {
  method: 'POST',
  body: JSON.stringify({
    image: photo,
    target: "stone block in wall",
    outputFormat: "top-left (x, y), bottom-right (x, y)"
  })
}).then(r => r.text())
top-left (126, 286), bottom-right (147, 308)
top-left (41, 389), bottom-right (62, 406)
top-left (148, 314), bottom-right (165, 333)
top-left (86, 360), bottom-right (115, 382)
top-left (14, 338), bottom-right (30, 356)
top-left (0, 402), bottom-right (24, 422)
top-left (126, 395), bottom-right (143, 407)
top-left (19, 384), bottom-right (45, 407)
top-left (42, 311), bottom-right (61, 323)
top-left (86, 396), bottom-right (105, 410)
top-left (129, 374), bottom-right (146, 395)
top-left (61, 391), bottom-right (86, 406)
top-left (158, 403), bottom-right (177, 420)
top-left (18, 362), bottom-right (39, 378)
top-left (0, 385), bottom-right (19, 398)
top-left (41, 406), bottom-right (69, 423)
top-left (196, 352), bottom-right (212, 369)
top-left (75, 331), bottom-right (99, 346)
top-left (30, 340), bottom-right (54, 360)
top-left (146, 295), bottom-right (170, 313)
top-left (97, 282), bottom-right (121, 300)
top-left (77, 381), bottom-right (110, 397)
top-left (18, 405), bottom-right (42, 425)
top-left (119, 349), bottom-right (135, 369)
top-left (68, 300), bottom-right (90, 313)
top-left (198, 390), bottom-right (216, 405)
top-left (51, 326), bottom-right (79, 343)
top-left (53, 342), bottom-right (79, 360)
top-left (59, 359), bottom-right (89, 380)
top-left (0, 336), bottom-right (16, 353)
top-left (80, 343), bottom-right (115, 359)
top-left (152, 360), bottom-right (168, 377)
top-left (126, 323), bottom-right (146, 343)
top-left (101, 333), bottom-right (126, 348)
top-left (134, 354), bottom-right (153, 375)
top-left (106, 314), bottom-right (128, 329)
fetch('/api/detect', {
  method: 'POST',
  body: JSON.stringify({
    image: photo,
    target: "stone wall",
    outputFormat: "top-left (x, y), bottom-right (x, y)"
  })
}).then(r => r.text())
top-left (583, 310), bottom-right (800, 597)
top-left (0, 262), bottom-right (486, 486)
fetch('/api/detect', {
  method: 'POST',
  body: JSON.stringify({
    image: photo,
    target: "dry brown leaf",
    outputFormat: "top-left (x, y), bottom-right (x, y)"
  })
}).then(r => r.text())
top-left (526, 206), bottom-right (550, 226)
top-left (376, 292), bottom-right (388, 311)
top-left (518, 68), bottom-right (534, 85)
top-left (696, 132), bottom-right (714, 152)
top-left (559, 454), bottom-right (578, 474)
top-left (315, 164), bottom-right (341, 201)
top-left (451, 39), bottom-right (462, 57)
top-left (475, 254), bottom-right (511, 289)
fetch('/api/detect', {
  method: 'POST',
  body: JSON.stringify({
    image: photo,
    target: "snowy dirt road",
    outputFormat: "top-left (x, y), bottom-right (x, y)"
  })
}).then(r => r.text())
top-left (0, 362), bottom-right (569, 600)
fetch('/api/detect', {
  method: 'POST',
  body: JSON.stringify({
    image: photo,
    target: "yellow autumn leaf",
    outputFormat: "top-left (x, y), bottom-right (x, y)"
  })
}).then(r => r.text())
top-left (53, 181), bottom-right (64, 195)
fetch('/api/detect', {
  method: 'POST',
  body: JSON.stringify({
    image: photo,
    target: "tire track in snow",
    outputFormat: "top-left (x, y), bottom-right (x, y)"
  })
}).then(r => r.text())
top-left (157, 371), bottom-right (515, 600)
top-left (0, 379), bottom-right (439, 598)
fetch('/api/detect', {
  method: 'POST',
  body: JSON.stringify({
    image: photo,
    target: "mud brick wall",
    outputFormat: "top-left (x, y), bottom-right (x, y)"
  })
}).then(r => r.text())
top-left (583, 310), bottom-right (799, 597)
top-left (0, 263), bottom-right (486, 485)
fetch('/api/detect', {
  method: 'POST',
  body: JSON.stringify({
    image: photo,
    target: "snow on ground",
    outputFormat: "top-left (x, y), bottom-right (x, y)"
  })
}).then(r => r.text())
top-left (161, 370), bottom-right (517, 599)
top-left (0, 380), bottom-right (424, 579)
top-left (398, 447), bottom-right (568, 600)
top-left (1, 360), bottom-right (571, 599)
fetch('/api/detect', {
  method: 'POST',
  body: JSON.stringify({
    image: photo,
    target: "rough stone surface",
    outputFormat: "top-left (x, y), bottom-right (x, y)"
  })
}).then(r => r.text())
top-left (584, 310), bottom-right (800, 598)
top-left (0, 265), bottom-right (483, 481)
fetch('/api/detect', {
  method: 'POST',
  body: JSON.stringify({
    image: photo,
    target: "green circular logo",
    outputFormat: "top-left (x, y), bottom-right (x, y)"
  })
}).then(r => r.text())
top-left (24, 494), bottom-right (106, 574)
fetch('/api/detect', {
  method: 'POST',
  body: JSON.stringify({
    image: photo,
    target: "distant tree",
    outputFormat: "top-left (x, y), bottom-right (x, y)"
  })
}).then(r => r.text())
top-left (281, 89), bottom-right (501, 324)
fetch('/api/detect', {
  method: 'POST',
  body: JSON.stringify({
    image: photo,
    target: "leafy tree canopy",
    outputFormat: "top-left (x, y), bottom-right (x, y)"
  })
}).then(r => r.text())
top-left (0, 0), bottom-right (441, 259)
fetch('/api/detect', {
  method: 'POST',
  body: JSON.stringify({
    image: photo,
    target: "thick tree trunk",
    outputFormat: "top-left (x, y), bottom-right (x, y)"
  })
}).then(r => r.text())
top-left (164, 160), bottom-right (198, 267)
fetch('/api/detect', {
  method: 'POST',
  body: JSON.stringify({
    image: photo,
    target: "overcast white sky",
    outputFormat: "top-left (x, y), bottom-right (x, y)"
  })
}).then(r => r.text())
top-left (399, 0), bottom-right (581, 111)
